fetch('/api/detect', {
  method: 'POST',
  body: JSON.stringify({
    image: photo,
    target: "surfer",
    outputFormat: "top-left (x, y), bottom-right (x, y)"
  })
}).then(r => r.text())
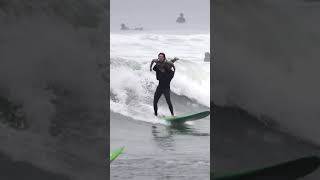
top-left (204, 52), bottom-right (210, 62)
top-left (176, 13), bottom-right (186, 23)
top-left (150, 53), bottom-right (178, 117)
top-left (120, 23), bottom-right (129, 30)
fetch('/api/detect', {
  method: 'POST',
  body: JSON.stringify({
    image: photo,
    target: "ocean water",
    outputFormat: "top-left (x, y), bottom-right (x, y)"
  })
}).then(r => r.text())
top-left (110, 31), bottom-right (210, 179)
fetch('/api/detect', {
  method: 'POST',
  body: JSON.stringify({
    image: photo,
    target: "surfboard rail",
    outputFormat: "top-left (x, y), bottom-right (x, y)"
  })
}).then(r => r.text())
top-left (211, 156), bottom-right (320, 180)
top-left (162, 111), bottom-right (210, 123)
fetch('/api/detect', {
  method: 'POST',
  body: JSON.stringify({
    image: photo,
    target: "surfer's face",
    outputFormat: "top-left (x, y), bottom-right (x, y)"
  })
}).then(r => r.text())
top-left (158, 54), bottom-right (165, 62)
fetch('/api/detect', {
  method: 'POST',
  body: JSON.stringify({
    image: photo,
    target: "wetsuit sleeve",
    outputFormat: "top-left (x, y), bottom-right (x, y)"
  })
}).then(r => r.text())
top-left (150, 60), bottom-right (154, 71)
top-left (153, 65), bottom-right (160, 80)
top-left (150, 59), bottom-right (158, 71)
top-left (168, 69), bottom-right (174, 79)
top-left (153, 65), bottom-right (158, 72)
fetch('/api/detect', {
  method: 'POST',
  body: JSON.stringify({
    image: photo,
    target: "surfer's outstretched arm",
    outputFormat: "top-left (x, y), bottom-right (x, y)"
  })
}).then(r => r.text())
top-left (171, 57), bottom-right (179, 63)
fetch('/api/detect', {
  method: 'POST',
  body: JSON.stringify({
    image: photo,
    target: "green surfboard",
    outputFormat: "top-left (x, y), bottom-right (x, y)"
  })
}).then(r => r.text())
top-left (212, 156), bottom-right (320, 180)
top-left (162, 111), bottom-right (210, 123)
top-left (110, 147), bottom-right (124, 163)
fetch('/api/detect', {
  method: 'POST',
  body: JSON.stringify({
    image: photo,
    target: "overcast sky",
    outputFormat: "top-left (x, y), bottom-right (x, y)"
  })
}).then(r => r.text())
top-left (110, 0), bottom-right (210, 31)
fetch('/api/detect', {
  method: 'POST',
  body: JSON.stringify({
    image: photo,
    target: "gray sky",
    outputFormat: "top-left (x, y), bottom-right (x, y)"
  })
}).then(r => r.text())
top-left (110, 0), bottom-right (210, 31)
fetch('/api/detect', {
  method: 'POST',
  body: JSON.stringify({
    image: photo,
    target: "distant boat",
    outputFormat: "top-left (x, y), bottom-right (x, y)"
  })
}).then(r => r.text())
top-left (134, 27), bottom-right (143, 31)
top-left (120, 23), bottom-right (144, 31)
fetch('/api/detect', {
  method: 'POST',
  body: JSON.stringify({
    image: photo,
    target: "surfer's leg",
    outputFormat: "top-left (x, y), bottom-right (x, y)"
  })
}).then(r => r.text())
top-left (153, 87), bottom-right (162, 116)
top-left (164, 89), bottom-right (174, 116)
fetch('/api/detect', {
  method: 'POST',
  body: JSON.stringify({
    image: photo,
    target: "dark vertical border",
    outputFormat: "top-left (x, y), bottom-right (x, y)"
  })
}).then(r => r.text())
top-left (210, 0), bottom-right (215, 178)
top-left (105, 0), bottom-right (110, 179)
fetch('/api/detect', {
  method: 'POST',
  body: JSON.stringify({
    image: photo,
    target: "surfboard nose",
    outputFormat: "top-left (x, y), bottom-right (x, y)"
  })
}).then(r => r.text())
top-left (110, 146), bottom-right (125, 162)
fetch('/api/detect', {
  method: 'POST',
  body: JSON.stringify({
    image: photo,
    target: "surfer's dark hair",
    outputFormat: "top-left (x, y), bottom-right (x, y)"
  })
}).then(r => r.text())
top-left (158, 52), bottom-right (166, 60)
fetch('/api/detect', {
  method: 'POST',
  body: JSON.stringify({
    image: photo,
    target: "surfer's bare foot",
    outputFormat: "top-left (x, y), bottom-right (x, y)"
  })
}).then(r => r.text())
top-left (154, 112), bottom-right (158, 116)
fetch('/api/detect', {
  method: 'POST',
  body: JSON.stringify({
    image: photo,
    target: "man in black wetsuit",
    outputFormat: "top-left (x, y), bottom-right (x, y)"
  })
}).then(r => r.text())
top-left (150, 52), bottom-right (175, 117)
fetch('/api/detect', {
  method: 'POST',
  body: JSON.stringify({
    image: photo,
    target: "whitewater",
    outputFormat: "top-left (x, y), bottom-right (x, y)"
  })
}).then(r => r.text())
top-left (110, 32), bottom-right (210, 123)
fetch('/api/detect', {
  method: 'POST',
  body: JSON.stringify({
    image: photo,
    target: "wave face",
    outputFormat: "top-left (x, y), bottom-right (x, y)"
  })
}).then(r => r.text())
top-left (111, 32), bottom-right (210, 123)
top-left (0, 1), bottom-right (107, 180)
top-left (213, 0), bottom-right (320, 145)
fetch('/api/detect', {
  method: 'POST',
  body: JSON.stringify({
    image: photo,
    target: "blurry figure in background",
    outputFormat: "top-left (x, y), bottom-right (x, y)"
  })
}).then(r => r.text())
top-left (134, 27), bottom-right (143, 31)
top-left (150, 53), bottom-right (179, 117)
top-left (120, 23), bottom-right (129, 30)
top-left (176, 13), bottom-right (186, 23)
top-left (204, 52), bottom-right (210, 62)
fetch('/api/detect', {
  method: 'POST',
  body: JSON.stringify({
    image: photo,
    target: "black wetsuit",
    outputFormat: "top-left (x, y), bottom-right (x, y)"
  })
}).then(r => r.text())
top-left (153, 64), bottom-right (174, 116)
